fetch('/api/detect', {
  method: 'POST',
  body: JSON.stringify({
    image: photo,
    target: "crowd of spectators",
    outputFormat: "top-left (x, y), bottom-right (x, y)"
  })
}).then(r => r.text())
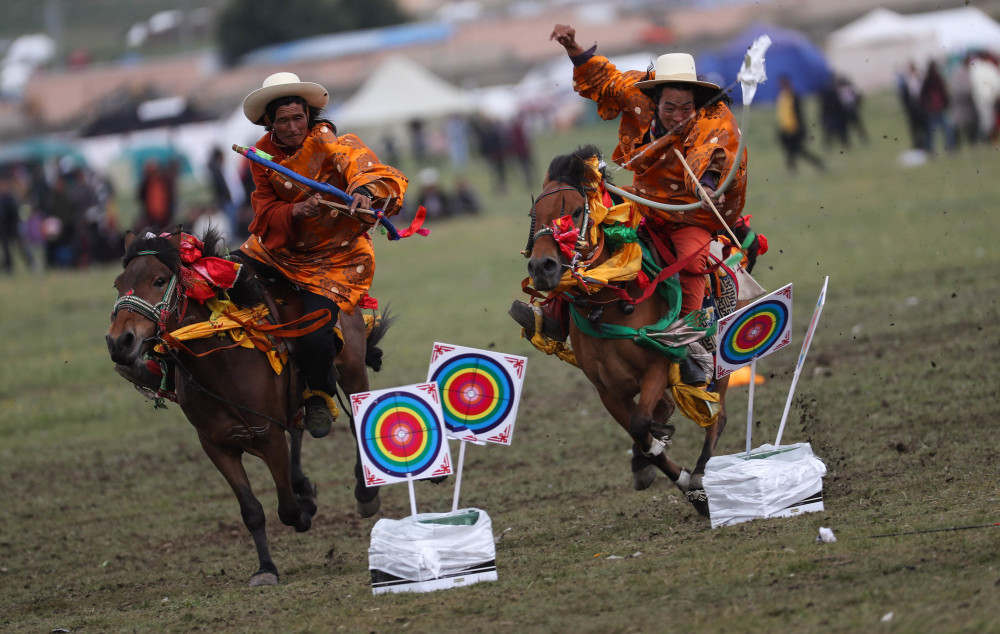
top-left (0, 159), bottom-right (123, 274)
top-left (897, 53), bottom-right (1000, 154)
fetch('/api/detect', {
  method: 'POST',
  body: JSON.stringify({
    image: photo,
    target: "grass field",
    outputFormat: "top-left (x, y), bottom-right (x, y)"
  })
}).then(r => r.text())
top-left (2, 92), bottom-right (1000, 633)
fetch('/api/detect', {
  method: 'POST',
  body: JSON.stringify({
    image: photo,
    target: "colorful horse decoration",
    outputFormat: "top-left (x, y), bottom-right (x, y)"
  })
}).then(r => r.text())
top-left (517, 145), bottom-right (766, 515)
top-left (106, 229), bottom-right (390, 586)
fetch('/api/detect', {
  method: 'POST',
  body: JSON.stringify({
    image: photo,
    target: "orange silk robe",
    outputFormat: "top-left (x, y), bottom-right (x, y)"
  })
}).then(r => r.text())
top-left (241, 123), bottom-right (408, 312)
top-left (573, 55), bottom-right (748, 231)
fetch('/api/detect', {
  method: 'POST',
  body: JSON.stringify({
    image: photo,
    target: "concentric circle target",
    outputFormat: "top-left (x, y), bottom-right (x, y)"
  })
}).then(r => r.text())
top-left (431, 353), bottom-right (514, 434)
top-left (359, 391), bottom-right (443, 477)
top-left (718, 300), bottom-right (790, 367)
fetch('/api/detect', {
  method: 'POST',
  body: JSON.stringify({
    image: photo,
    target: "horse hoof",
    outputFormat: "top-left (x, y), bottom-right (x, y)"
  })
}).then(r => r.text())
top-left (685, 488), bottom-right (710, 517)
top-left (357, 493), bottom-right (381, 518)
top-left (298, 496), bottom-right (318, 517)
top-left (633, 465), bottom-right (657, 491)
top-left (249, 572), bottom-right (279, 587)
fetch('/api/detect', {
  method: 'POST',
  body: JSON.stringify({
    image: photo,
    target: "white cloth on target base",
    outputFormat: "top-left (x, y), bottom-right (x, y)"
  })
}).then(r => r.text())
top-left (703, 442), bottom-right (827, 529)
top-left (368, 508), bottom-right (497, 594)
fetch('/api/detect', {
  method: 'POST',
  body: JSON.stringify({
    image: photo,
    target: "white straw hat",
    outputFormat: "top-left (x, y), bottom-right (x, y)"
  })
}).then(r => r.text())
top-left (633, 53), bottom-right (719, 91)
top-left (242, 72), bottom-right (329, 125)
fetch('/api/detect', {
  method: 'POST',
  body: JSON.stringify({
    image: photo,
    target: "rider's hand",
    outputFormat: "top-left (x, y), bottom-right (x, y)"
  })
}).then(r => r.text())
top-left (699, 185), bottom-right (725, 211)
top-left (550, 24), bottom-right (584, 57)
top-left (350, 191), bottom-right (377, 225)
top-left (292, 195), bottom-right (322, 219)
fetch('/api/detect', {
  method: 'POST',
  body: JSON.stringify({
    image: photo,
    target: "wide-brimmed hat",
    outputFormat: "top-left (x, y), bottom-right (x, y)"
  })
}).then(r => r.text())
top-left (243, 72), bottom-right (329, 125)
top-left (633, 53), bottom-right (719, 92)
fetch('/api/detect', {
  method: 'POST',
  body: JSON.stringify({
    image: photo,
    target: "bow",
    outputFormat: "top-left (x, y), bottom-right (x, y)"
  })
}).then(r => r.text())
top-left (231, 144), bottom-right (429, 240)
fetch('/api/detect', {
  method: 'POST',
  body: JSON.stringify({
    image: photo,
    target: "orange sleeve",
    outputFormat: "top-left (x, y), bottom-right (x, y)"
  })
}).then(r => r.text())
top-left (248, 161), bottom-right (297, 251)
top-left (680, 104), bottom-right (745, 198)
top-left (326, 134), bottom-right (408, 216)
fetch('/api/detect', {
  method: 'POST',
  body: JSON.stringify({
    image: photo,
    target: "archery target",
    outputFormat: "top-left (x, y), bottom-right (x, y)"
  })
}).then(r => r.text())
top-left (351, 383), bottom-right (452, 486)
top-left (715, 283), bottom-right (793, 379)
top-left (427, 343), bottom-right (527, 445)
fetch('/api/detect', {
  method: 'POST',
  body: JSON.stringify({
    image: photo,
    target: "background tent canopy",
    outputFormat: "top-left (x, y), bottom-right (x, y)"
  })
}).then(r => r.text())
top-left (332, 55), bottom-right (475, 129)
top-left (697, 23), bottom-right (833, 103)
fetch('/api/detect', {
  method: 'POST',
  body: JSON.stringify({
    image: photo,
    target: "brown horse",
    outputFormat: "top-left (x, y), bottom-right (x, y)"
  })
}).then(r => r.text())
top-left (522, 145), bottom-right (736, 516)
top-left (105, 228), bottom-right (387, 586)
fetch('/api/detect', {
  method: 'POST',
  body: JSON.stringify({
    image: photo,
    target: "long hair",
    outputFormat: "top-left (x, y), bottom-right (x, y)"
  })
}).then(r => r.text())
top-left (263, 96), bottom-right (337, 135)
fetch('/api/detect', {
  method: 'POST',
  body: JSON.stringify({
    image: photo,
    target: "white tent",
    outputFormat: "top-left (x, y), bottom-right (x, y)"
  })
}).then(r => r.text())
top-left (826, 7), bottom-right (1000, 90)
top-left (332, 55), bottom-right (475, 129)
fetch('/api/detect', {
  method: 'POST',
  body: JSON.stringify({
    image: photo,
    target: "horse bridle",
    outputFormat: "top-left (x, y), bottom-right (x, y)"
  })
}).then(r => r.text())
top-left (522, 185), bottom-right (592, 263)
top-left (111, 251), bottom-right (298, 432)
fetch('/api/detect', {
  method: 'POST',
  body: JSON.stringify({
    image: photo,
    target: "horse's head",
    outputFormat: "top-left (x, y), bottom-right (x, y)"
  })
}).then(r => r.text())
top-left (524, 145), bottom-right (607, 292)
top-left (106, 231), bottom-right (182, 370)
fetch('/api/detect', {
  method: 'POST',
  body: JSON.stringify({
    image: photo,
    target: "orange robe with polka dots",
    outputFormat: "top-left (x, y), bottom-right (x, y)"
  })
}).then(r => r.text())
top-left (241, 123), bottom-right (407, 313)
top-left (573, 55), bottom-right (748, 231)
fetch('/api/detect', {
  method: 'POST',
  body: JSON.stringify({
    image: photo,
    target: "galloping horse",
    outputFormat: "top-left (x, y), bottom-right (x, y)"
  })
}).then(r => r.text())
top-left (106, 228), bottom-right (388, 586)
top-left (521, 145), bottom-right (740, 516)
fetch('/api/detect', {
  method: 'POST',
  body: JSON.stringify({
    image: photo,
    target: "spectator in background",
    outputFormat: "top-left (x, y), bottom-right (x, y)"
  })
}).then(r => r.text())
top-left (207, 147), bottom-right (237, 230)
top-left (446, 115), bottom-right (470, 169)
top-left (969, 55), bottom-right (1000, 142)
top-left (507, 116), bottom-right (536, 189)
top-left (474, 116), bottom-right (508, 193)
top-left (453, 177), bottom-right (481, 215)
top-left (775, 75), bottom-right (825, 173)
top-left (414, 168), bottom-right (452, 220)
top-left (819, 77), bottom-right (848, 149)
top-left (898, 61), bottom-right (928, 150)
top-left (136, 159), bottom-right (175, 231)
top-left (920, 61), bottom-right (956, 153)
top-left (837, 76), bottom-right (868, 146)
top-left (408, 119), bottom-right (428, 162)
top-left (949, 57), bottom-right (979, 147)
top-left (0, 172), bottom-right (24, 274)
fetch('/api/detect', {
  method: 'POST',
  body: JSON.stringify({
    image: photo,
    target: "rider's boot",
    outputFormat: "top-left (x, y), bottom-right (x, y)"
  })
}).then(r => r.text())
top-left (679, 341), bottom-right (714, 386)
top-left (296, 293), bottom-right (340, 439)
top-left (509, 300), bottom-right (566, 341)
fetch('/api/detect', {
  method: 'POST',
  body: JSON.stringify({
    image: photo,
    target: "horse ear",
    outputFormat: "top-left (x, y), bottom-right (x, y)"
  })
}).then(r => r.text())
top-left (167, 229), bottom-right (183, 249)
top-left (123, 230), bottom-right (136, 250)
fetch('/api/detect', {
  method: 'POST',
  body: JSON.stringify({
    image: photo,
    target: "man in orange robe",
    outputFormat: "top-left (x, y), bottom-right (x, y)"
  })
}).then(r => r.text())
top-left (555, 23), bottom-right (747, 318)
top-left (240, 72), bottom-right (408, 437)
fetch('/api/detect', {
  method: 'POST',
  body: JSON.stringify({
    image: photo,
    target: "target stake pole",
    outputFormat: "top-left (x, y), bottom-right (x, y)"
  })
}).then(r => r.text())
top-left (451, 441), bottom-right (467, 512)
top-left (775, 277), bottom-right (828, 447)
top-left (745, 357), bottom-right (757, 458)
top-left (406, 474), bottom-right (418, 517)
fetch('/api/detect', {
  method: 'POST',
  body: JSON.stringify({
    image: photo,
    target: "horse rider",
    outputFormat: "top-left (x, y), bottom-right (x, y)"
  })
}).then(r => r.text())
top-left (511, 24), bottom-right (748, 382)
top-left (239, 72), bottom-right (408, 438)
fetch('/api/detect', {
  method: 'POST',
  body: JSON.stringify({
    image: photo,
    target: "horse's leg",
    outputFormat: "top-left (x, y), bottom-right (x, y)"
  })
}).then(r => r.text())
top-left (288, 426), bottom-right (318, 508)
top-left (684, 375), bottom-right (731, 516)
top-left (593, 382), bottom-right (685, 486)
top-left (197, 438), bottom-right (280, 586)
top-left (632, 394), bottom-right (677, 490)
top-left (335, 310), bottom-right (381, 518)
top-left (249, 429), bottom-right (315, 533)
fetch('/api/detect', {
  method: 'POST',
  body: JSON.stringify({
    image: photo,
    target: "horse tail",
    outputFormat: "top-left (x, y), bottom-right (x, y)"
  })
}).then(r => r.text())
top-left (365, 306), bottom-right (395, 372)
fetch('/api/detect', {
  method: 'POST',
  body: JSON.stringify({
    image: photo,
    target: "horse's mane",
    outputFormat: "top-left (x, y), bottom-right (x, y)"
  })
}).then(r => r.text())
top-left (545, 144), bottom-right (613, 191)
top-left (122, 228), bottom-right (265, 308)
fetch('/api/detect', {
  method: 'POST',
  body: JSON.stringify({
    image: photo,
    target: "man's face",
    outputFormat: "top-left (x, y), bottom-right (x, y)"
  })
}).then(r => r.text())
top-left (269, 103), bottom-right (309, 148)
top-left (657, 86), bottom-right (696, 134)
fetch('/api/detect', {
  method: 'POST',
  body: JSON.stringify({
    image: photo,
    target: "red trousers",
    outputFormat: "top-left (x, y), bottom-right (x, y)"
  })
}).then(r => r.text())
top-left (667, 224), bottom-right (711, 317)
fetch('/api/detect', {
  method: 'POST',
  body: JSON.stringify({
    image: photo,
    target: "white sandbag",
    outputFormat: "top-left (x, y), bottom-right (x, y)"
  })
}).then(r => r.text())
top-left (703, 442), bottom-right (826, 529)
top-left (369, 508), bottom-right (497, 594)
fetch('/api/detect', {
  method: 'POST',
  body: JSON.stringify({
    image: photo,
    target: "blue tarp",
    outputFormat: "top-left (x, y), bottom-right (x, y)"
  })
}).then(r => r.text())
top-left (696, 23), bottom-right (832, 103)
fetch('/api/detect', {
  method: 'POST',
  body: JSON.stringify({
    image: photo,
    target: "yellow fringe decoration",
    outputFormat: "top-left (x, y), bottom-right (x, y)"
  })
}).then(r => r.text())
top-left (520, 310), bottom-right (578, 366)
top-left (302, 388), bottom-right (340, 421)
top-left (160, 299), bottom-right (287, 374)
top-left (667, 363), bottom-right (721, 428)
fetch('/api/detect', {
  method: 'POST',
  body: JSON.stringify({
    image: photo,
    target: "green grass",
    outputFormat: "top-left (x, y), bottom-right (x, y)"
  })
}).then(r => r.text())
top-left (2, 92), bottom-right (1000, 632)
